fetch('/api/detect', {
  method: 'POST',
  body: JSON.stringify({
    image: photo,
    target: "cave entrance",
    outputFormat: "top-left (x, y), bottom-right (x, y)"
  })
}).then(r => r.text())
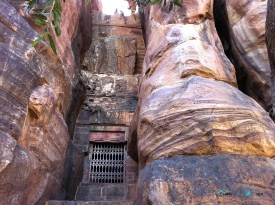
top-left (90, 142), bottom-right (126, 183)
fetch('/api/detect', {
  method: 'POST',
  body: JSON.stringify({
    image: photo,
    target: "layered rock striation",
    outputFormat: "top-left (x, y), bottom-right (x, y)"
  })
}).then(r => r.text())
top-left (130, 0), bottom-right (275, 168)
top-left (214, 0), bottom-right (271, 111)
top-left (129, 0), bottom-right (275, 203)
top-left (0, 0), bottom-right (96, 203)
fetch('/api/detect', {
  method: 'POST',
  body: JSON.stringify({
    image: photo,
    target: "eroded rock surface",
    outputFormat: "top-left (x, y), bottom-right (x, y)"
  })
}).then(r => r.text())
top-left (214, 0), bottom-right (271, 110)
top-left (0, 0), bottom-right (94, 203)
top-left (8, 0), bottom-right (95, 82)
top-left (138, 76), bottom-right (275, 167)
top-left (266, 0), bottom-right (275, 118)
top-left (128, 2), bottom-right (275, 204)
top-left (129, 0), bottom-right (275, 168)
top-left (0, 130), bottom-right (66, 205)
top-left (19, 85), bottom-right (70, 182)
top-left (135, 155), bottom-right (275, 205)
top-left (83, 36), bottom-right (137, 75)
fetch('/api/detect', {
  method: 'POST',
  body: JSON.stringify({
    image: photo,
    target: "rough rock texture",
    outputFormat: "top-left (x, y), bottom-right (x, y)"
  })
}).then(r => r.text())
top-left (86, 10), bottom-right (146, 74)
top-left (0, 130), bottom-right (66, 205)
top-left (19, 85), bottom-right (70, 184)
top-left (9, 0), bottom-right (95, 82)
top-left (137, 76), bottom-right (275, 168)
top-left (8, 0), bottom-right (98, 137)
top-left (135, 155), bottom-right (275, 205)
top-left (76, 71), bottom-right (139, 128)
top-left (129, 0), bottom-right (275, 168)
top-left (266, 0), bottom-right (275, 118)
top-left (214, 0), bottom-right (272, 111)
top-left (83, 36), bottom-right (137, 75)
top-left (0, 0), bottom-right (95, 203)
top-left (21, 86), bottom-right (84, 199)
top-left (46, 201), bottom-right (132, 205)
top-left (128, 0), bottom-right (275, 203)
top-left (62, 141), bottom-right (84, 200)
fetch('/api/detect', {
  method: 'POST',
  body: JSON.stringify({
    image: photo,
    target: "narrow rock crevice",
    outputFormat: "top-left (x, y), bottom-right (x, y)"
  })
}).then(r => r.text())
top-left (213, 0), bottom-right (272, 111)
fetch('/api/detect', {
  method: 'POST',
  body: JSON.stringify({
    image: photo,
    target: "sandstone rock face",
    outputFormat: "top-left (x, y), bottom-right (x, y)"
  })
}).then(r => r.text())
top-left (19, 85), bottom-right (70, 182)
top-left (127, 5), bottom-right (275, 205)
top-left (135, 155), bottom-right (275, 205)
top-left (0, 130), bottom-right (66, 205)
top-left (137, 75), bottom-right (275, 167)
top-left (83, 36), bottom-right (137, 75)
top-left (8, 0), bottom-right (94, 83)
top-left (8, 0), bottom-right (95, 137)
top-left (129, 0), bottom-right (275, 168)
top-left (0, 0), bottom-right (95, 203)
top-left (87, 10), bottom-right (146, 74)
top-left (214, 0), bottom-right (271, 111)
top-left (266, 0), bottom-right (275, 118)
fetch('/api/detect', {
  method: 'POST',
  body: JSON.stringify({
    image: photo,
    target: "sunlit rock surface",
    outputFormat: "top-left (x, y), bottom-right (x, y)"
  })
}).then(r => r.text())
top-left (0, 0), bottom-right (95, 203)
top-left (129, 0), bottom-right (275, 168)
top-left (129, 0), bottom-right (275, 203)
top-left (214, 0), bottom-right (271, 111)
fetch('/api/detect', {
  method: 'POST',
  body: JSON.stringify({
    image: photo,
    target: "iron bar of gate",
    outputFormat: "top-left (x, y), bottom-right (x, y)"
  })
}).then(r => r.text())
top-left (90, 143), bottom-right (125, 183)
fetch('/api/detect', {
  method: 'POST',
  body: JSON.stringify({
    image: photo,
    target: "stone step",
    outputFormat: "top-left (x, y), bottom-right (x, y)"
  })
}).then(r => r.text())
top-left (75, 183), bottom-right (136, 202)
top-left (46, 200), bottom-right (133, 205)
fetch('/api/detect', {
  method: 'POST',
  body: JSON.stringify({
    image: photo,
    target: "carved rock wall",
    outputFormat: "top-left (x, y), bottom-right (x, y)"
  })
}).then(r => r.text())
top-left (74, 72), bottom-right (139, 152)
top-left (0, 0), bottom-right (96, 203)
top-left (83, 36), bottom-right (137, 75)
top-left (72, 12), bottom-right (141, 202)
top-left (83, 10), bottom-right (146, 74)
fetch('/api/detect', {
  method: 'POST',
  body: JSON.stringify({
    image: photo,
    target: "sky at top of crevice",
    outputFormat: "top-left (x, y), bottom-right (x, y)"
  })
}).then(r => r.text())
top-left (101, 0), bottom-right (137, 16)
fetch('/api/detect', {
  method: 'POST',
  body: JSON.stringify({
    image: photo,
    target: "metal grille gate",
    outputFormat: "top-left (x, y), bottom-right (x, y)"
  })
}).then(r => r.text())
top-left (90, 143), bottom-right (125, 183)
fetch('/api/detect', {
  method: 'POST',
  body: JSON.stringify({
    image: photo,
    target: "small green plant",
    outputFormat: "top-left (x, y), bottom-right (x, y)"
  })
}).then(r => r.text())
top-left (17, 0), bottom-right (64, 54)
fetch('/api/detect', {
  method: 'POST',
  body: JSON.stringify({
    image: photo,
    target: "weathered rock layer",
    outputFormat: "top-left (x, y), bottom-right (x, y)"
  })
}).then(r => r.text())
top-left (129, 0), bottom-right (275, 168)
top-left (135, 155), bottom-right (275, 205)
top-left (0, 0), bottom-right (96, 203)
top-left (214, 0), bottom-right (271, 111)
top-left (138, 76), bottom-right (275, 167)
top-left (129, 0), bottom-right (275, 203)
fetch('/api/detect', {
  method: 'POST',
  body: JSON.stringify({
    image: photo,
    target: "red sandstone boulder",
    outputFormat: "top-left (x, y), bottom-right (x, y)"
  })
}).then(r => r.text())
top-left (129, 0), bottom-right (275, 169)
top-left (135, 155), bottom-right (275, 205)
top-left (138, 76), bottom-right (275, 168)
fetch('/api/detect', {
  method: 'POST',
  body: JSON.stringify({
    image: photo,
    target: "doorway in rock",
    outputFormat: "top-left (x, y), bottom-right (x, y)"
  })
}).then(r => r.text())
top-left (89, 142), bottom-right (126, 184)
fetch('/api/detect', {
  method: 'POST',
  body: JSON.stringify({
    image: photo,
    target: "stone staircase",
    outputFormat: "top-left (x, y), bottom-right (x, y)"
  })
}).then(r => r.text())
top-left (46, 183), bottom-right (136, 205)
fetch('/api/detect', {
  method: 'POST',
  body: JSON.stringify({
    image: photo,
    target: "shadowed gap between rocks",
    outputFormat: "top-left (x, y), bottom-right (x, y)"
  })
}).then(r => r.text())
top-left (213, 0), bottom-right (272, 112)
